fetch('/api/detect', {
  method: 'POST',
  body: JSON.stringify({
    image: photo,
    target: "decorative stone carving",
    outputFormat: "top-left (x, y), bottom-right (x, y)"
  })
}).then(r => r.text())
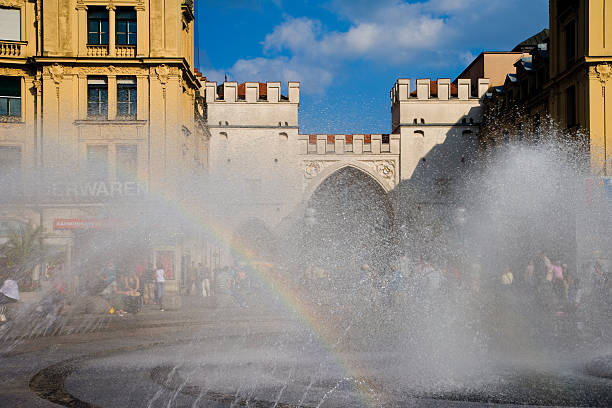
top-left (0, 0), bottom-right (25, 8)
top-left (72, 66), bottom-right (142, 76)
top-left (48, 64), bottom-right (64, 84)
top-left (303, 160), bottom-right (338, 179)
top-left (358, 159), bottom-right (398, 190)
top-left (32, 77), bottom-right (42, 95)
top-left (155, 64), bottom-right (170, 86)
top-left (589, 64), bottom-right (612, 84)
top-left (376, 161), bottom-right (395, 179)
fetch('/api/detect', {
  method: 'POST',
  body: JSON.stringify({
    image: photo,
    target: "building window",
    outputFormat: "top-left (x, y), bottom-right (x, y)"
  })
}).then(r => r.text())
top-left (0, 146), bottom-right (21, 185)
top-left (88, 7), bottom-right (109, 45)
top-left (0, 7), bottom-right (20, 41)
top-left (566, 85), bottom-right (577, 128)
top-left (87, 145), bottom-right (108, 181)
top-left (117, 76), bottom-right (137, 119)
top-left (116, 145), bottom-right (137, 182)
top-left (116, 8), bottom-right (137, 45)
top-left (564, 20), bottom-right (576, 65)
top-left (87, 77), bottom-right (108, 118)
top-left (0, 77), bottom-right (20, 117)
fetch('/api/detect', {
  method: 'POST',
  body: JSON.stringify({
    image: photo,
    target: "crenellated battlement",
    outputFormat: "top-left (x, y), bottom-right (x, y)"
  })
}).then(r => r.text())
top-left (390, 77), bottom-right (490, 133)
top-left (297, 134), bottom-right (400, 155)
top-left (390, 78), bottom-right (490, 105)
top-left (204, 81), bottom-right (300, 104)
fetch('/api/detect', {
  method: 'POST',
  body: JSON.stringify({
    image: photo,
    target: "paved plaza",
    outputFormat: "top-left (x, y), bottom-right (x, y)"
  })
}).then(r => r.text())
top-left (1, 290), bottom-right (612, 408)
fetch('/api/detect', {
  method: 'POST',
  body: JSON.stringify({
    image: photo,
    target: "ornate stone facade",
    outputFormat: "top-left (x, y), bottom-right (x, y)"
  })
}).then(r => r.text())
top-left (0, 0), bottom-right (207, 293)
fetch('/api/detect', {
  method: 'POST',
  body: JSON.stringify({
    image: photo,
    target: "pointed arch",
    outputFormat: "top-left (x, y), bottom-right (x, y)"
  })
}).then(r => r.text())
top-left (302, 161), bottom-right (391, 205)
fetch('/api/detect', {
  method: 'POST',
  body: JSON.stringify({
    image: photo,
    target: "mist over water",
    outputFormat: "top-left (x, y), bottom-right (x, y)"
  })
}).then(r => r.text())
top-left (3, 128), bottom-right (612, 407)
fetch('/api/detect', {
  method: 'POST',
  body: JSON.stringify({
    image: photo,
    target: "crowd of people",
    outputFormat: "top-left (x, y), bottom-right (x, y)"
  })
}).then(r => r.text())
top-left (385, 251), bottom-right (612, 343)
top-left (92, 261), bottom-right (210, 315)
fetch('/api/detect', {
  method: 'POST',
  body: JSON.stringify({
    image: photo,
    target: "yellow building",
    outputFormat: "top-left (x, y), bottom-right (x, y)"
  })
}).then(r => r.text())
top-left (0, 0), bottom-right (206, 299)
top-left (548, 0), bottom-right (612, 175)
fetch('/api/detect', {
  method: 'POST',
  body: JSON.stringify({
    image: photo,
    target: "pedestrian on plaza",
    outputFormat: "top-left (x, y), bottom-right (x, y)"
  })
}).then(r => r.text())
top-left (524, 259), bottom-right (536, 290)
top-left (98, 262), bottom-right (116, 296)
top-left (187, 261), bottom-right (197, 295)
top-left (0, 273), bottom-right (19, 322)
top-left (155, 264), bottom-right (166, 311)
top-left (534, 251), bottom-right (551, 284)
top-left (200, 263), bottom-right (211, 297)
top-left (501, 264), bottom-right (514, 287)
top-left (552, 260), bottom-right (566, 302)
top-left (122, 272), bottom-right (141, 314)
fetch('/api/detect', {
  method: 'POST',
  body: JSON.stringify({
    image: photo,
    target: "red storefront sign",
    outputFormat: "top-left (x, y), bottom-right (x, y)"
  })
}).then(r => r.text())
top-left (53, 219), bottom-right (124, 230)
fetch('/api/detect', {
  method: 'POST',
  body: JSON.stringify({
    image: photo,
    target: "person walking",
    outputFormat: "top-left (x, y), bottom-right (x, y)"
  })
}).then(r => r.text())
top-left (187, 262), bottom-right (197, 295)
top-left (200, 263), bottom-right (211, 297)
top-left (155, 264), bottom-right (166, 311)
top-left (0, 274), bottom-right (19, 322)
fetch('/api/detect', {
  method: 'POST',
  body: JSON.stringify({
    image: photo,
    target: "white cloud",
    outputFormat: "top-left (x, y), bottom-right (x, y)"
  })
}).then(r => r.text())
top-left (207, 0), bottom-right (547, 94)
top-left (204, 56), bottom-right (333, 94)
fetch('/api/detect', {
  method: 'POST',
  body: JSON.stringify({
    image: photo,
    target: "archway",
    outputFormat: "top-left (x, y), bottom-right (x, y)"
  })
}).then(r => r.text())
top-left (299, 166), bottom-right (396, 280)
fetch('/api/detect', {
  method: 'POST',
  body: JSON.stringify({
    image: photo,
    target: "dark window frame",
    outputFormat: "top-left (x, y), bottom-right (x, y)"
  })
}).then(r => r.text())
top-left (116, 8), bottom-right (137, 45)
top-left (87, 7), bottom-right (109, 45)
top-left (564, 19), bottom-right (576, 66)
top-left (0, 76), bottom-right (21, 117)
top-left (87, 77), bottom-right (108, 118)
top-left (117, 76), bottom-right (137, 119)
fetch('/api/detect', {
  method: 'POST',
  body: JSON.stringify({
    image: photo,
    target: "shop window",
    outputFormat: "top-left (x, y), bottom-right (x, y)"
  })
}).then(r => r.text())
top-left (116, 144), bottom-right (137, 182)
top-left (0, 8), bottom-right (20, 41)
top-left (0, 145), bottom-right (21, 184)
top-left (87, 145), bottom-right (108, 181)
top-left (88, 7), bottom-right (109, 45)
top-left (87, 77), bottom-right (108, 118)
top-left (0, 76), bottom-right (21, 117)
top-left (116, 8), bottom-right (136, 45)
top-left (117, 76), bottom-right (137, 119)
top-left (564, 20), bottom-right (576, 65)
top-left (566, 85), bottom-right (577, 128)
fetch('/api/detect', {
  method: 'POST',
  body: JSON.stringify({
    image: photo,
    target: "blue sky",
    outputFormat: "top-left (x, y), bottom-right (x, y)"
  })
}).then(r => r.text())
top-left (196, 0), bottom-right (548, 134)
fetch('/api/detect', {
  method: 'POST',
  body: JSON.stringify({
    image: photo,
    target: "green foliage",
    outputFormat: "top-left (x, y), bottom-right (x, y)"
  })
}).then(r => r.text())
top-left (0, 222), bottom-right (46, 279)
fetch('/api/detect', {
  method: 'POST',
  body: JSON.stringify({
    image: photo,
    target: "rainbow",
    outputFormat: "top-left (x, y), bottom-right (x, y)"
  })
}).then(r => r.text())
top-left (154, 190), bottom-right (385, 407)
top-left (25, 142), bottom-right (385, 406)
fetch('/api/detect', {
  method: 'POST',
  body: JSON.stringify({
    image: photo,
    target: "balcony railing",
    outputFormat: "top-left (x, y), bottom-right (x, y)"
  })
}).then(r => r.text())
top-left (0, 41), bottom-right (26, 57)
top-left (87, 44), bottom-right (137, 58)
top-left (116, 44), bottom-right (136, 58)
top-left (87, 44), bottom-right (109, 57)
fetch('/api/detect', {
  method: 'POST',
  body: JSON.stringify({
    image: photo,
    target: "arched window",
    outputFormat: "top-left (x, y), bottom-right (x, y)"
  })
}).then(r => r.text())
top-left (414, 130), bottom-right (424, 137)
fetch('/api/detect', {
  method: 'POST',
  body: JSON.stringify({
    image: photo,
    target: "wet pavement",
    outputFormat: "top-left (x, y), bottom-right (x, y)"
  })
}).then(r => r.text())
top-left (1, 294), bottom-right (612, 408)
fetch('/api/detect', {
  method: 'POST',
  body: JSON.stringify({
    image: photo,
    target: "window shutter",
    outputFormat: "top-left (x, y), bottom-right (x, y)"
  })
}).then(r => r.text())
top-left (0, 8), bottom-right (20, 41)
